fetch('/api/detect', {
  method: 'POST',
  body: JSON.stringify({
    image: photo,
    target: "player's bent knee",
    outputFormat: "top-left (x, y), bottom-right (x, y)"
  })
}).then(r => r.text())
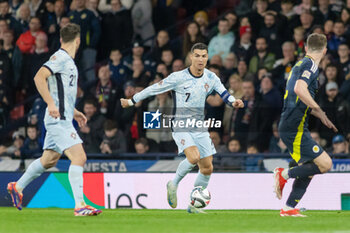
top-left (201, 164), bottom-right (213, 175)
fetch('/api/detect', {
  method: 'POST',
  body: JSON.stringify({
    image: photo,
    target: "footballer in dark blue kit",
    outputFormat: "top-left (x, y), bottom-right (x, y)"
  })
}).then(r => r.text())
top-left (273, 33), bottom-right (338, 217)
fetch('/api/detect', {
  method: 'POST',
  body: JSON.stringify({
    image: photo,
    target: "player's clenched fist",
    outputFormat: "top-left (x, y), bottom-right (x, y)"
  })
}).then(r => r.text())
top-left (232, 99), bottom-right (244, 108)
top-left (120, 98), bottom-right (132, 108)
top-left (48, 103), bottom-right (60, 118)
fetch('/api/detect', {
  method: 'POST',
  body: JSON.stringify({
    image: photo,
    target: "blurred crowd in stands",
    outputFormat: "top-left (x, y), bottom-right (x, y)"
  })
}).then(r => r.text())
top-left (0, 0), bottom-right (350, 166)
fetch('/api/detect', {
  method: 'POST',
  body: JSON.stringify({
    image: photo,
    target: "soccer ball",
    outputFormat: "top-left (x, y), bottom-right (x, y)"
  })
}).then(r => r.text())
top-left (190, 186), bottom-right (211, 208)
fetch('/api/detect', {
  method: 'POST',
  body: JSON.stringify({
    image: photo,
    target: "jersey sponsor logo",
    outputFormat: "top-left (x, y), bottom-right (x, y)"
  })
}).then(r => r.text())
top-left (312, 145), bottom-right (320, 153)
top-left (302, 70), bottom-right (311, 79)
top-left (143, 110), bottom-right (161, 129)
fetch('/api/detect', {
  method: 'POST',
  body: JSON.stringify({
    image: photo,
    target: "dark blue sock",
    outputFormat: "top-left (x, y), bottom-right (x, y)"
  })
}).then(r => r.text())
top-left (286, 177), bottom-right (312, 208)
top-left (288, 162), bottom-right (321, 179)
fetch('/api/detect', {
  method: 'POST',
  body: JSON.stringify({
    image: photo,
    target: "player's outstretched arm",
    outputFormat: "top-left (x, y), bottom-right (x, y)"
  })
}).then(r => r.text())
top-left (34, 67), bottom-right (60, 119)
top-left (213, 76), bottom-right (244, 109)
top-left (295, 79), bottom-right (338, 132)
top-left (120, 74), bottom-right (177, 108)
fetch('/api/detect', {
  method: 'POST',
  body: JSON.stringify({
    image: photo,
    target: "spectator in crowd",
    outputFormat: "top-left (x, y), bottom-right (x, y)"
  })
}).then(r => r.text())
top-left (294, 0), bottom-right (316, 15)
top-left (156, 63), bottom-right (169, 78)
top-left (272, 41), bottom-right (297, 92)
top-left (16, 3), bottom-right (31, 33)
top-left (9, 0), bottom-right (22, 18)
top-left (248, 0), bottom-right (268, 36)
top-left (99, 0), bottom-right (133, 60)
top-left (209, 11), bottom-right (239, 40)
top-left (131, 0), bottom-right (155, 48)
top-left (134, 137), bottom-right (149, 154)
top-left (69, 0), bottom-right (101, 82)
top-left (172, 59), bottom-right (184, 72)
top-left (313, 0), bottom-right (337, 24)
top-left (128, 58), bottom-right (151, 88)
top-left (182, 21), bottom-right (206, 59)
top-left (231, 25), bottom-right (254, 63)
top-left (249, 37), bottom-right (276, 73)
top-left (328, 21), bottom-right (348, 56)
top-left (46, 0), bottom-right (66, 47)
top-left (269, 121), bottom-right (288, 153)
top-left (215, 136), bottom-right (243, 171)
top-left (48, 15), bottom-right (69, 52)
top-left (324, 19), bottom-right (334, 40)
top-left (340, 7), bottom-right (350, 36)
top-left (0, 0), bottom-right (22, 39)
top-left (100, 119), bottom-right (126, 154)
top-left (329, 134), bottom-right (349, 155)
top-left (85, 64), bottom-right (120, 118)
top-left (248, 74), bottom-right (281, 152)
top-left (293, 26), bottom-right (305, 59)
top-left (209, 130), bottom-right (226, 153)
top-left (245, 143), bottom-right (263, 171)
top-left (150, 30), bottom-right (172, 63)
top-left (236, 60), bottom-right (254, 81)
top-left (78, 99), bottom-right (105, 153)
top-left (0, 131), bottom-right (24, 158)
top-left (20, 125), bottom-right (42, 159)
top-left (109, 49), bottom-right (128, 87)
top-left (223, 74), bottom-right (243, 137)
top-left (194, 10), bottom-right (209, 37)
top-left (319, 82), bottom-right (350, 145)
top-left (280, 0), bottom-right (296, 20)
top-left (28, 0), bottom-right (46, 17)
top-left (22, 31), bottom-right (50, 97)
top-left (222, 52), bottom-right (237, 82)
top-left (209, 55), bottom-right (223, 67)
top-left (16, 16), bottom-right (43, 54)
top-left (161, 49), bottom-right (174, 72)
top-left (208, 18), bottom-right (235, 60)
top-left (86, 0), bottom-right (101, 19)
top-left (318, 63), bottom-right (341, 100)
top-left (338, 43), bottom-right (350, 79)
top-left (299, 10), bottom-right (314, 36)
top-left (230, 79), bottom-right (257, 146)
top-left (123, 41), bottom-right (155, 73)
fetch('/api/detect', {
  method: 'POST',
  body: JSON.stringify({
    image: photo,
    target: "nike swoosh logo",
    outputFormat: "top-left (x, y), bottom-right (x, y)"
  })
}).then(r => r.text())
top-left (184, 86), bottom-right (190, 89)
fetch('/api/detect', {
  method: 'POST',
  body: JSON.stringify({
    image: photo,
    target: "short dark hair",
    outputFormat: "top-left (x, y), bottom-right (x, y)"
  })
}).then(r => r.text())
top-left (135, 138), bottom-right (148, 147)
top-left (190, 43), bottom-right (208, 53)
top-left (27, 124), bottom-right (38, 130)
top-left (84, 98), bottom-right (98, 108)
top-left (104, 119), bottom-right (118, 131)
top-left (306, 33), bottom-right (327, 52)
top-left (60, 23), bottom-right (80, 43)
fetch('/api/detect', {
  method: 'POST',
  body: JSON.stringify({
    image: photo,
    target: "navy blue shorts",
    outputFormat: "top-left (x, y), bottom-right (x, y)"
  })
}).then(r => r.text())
top-left (279, 124), bottom-right (323, 163)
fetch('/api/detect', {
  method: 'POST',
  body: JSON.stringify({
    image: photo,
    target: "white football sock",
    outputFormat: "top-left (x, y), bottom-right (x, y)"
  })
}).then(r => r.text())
top-left (68, 165), bottom-right (85, 208)
top-left (16, 159), bottom-right (45, 193)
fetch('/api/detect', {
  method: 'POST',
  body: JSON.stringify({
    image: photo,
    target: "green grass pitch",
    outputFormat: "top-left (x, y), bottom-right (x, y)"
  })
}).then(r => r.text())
top-left (1, 208), bottom-right (350, 233)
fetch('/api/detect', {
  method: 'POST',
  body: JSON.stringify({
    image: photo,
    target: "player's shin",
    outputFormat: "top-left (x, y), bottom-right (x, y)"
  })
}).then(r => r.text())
top-left (194, 171), bottom-right (210, 188)
top-left (172, 158), bottom-right (196, 186)
top-left (68, 165), bottom-right (85, 208)
top-left (285, 177), bottom-right (312, 210)
top-left (288, 162), bottom-right (321, 179)
top-left (16, 158), bottom-right (46, 193)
